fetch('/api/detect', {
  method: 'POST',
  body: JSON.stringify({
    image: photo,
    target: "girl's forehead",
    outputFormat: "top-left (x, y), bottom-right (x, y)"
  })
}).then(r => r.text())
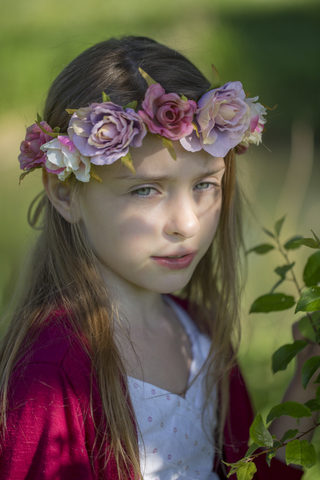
top-left (95, 135), bottom-right (225, 183)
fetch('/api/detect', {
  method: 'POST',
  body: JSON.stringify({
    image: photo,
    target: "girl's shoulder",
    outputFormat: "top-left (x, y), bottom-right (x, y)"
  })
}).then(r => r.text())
top-left (2, 311), bottom-right (107, 479)
top-left (17, 310), bottom-right (90, 371)
top-left (11, 310), bottom-right (95, 411)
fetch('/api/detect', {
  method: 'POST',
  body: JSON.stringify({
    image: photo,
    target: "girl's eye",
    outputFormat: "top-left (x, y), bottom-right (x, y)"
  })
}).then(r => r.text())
top-left (132, 187), bottom-right (154, 197)
top-left (194, 182), bottom-right (215, 191)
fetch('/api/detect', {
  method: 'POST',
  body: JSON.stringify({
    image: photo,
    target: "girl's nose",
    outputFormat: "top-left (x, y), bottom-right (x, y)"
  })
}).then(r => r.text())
top-left (164, 194), bottom-right (200, 239)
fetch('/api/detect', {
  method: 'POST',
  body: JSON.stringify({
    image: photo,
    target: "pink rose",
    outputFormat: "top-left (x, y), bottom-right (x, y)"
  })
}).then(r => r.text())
top-left (138, 84), bottom-right (197, 140)
top-left (18, 121), bottom-right (53, 170)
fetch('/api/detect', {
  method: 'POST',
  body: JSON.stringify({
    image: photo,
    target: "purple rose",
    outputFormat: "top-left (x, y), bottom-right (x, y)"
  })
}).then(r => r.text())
top-left (180, 82), bottom-right (250, 157)
top-left (18, 121), bottom-right (53, 170)
top-left (138, 84), bottom-right (197, 140)
top-left (68, 103), bottom-right (147, 165)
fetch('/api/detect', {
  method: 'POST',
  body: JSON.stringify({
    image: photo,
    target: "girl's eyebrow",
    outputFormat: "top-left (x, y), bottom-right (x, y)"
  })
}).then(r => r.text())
top-left (114, 168), bottom-right (226, 182)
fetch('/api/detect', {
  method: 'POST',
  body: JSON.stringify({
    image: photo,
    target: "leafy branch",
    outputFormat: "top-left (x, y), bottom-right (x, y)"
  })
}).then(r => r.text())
top-left (228, 218), bottom-right (320, 479)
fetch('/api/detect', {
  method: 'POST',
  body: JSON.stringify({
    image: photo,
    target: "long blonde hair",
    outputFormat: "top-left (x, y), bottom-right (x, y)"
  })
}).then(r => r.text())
top-left (0, 36), bottom-right (244, 478)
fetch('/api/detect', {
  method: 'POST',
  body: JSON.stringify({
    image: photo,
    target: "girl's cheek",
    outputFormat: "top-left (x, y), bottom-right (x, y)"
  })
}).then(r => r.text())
top-left (117, 214), bottom-right (160, 239)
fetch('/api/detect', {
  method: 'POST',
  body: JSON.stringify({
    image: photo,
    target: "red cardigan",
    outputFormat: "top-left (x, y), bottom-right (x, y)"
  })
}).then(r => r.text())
top-left (0, 308), bottom-right (303, 479)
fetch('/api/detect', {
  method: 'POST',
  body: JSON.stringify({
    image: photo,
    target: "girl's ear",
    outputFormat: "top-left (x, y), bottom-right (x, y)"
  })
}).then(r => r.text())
top-left (42, 170), bottom-right (80, 223)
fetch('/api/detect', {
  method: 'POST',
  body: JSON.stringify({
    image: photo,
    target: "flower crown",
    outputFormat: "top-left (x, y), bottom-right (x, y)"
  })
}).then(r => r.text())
top-left (18, 68), bottom-right (268, 183)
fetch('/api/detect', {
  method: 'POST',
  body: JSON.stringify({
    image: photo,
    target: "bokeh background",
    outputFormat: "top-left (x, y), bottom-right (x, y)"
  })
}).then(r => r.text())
top-left (1, 0), bottom-right (320, 476)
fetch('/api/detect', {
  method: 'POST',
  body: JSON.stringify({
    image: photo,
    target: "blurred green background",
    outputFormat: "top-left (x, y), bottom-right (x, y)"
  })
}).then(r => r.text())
top-left (1, 0), bottom-right (320, 476)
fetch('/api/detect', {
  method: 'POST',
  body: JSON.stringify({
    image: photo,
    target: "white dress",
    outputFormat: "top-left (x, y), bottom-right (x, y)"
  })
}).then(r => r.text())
top-left (128, 296), bottom-right (220, 480)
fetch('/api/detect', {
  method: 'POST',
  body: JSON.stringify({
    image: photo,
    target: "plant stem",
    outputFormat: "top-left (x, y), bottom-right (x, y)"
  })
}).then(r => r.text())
top-left (276, 237), bottom-right (317, 335)
top-left (247, 422), bottom-right (320, 462)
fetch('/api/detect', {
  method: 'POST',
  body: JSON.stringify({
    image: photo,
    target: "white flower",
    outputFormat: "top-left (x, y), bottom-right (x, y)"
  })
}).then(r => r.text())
top-left (40, 136), bottom-right (91, 182)
top-left (241, 97), bottom-right (267, 147)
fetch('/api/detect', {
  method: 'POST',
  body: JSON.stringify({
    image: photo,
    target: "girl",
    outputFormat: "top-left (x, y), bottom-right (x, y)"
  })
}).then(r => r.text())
top-left (0, 36), bottom-right (309, 479)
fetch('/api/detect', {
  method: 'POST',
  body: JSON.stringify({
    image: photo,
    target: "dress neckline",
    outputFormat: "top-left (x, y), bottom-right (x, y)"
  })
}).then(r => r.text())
top-left (127, 295), bottom-right (198, 400)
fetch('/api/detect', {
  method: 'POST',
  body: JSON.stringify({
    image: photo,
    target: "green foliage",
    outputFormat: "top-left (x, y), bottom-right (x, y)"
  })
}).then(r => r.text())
top-left (298, 313), bottom-right (320, 342)
top-left (249, 413), bottom-right (273, 447)
top-left (302, 356), bottom-right (320, 389)
top-left (244, 443), bottom-right (260, 457)
top-left (274, 216), bottom-right (286, 236)
top-left (280, 429), bottom-right (299, 443)
top-left (312, 230), bottom-right (320, 247)
top-left (272, 340), bottom-right (308, 373)
top-left (235, 462), bottom-right (257, 480)
top-left (246, 244), bottom-right (274, 255)
top-left (284, 235), bottom-right (303, 250)
top-left (274, 262), bottom-right (295, 280)
top-left (228, 218), bottom-right (320, 478)
top-left (317, 386), bottom-right (320, 404)
top-left (297, 238), bottom-right (320, 249)
top-left (286, 439), bottom-right (317, 468)
top-left (250, 293), bottom-right (295, 313)
top-left (266, 401), bottom-right (312, 423)
top-left (295, 286), bottom-right (320, 313)
top-left (304, 399), bottom-right (320, 412)
top-left (303, 252), bottom-right (320, 287)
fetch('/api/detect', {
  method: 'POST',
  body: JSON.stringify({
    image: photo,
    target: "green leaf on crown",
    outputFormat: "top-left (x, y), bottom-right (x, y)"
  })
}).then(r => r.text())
top-left (303, 251), bottom-right (320, 286)
top-left (272, 340), bottom-right (308, 373)
top-left (192, 122), bottom-right (200, 138)
top-left (66, 109), bottom-right (77, 115)
top-left (246, 244), bottom-right (275, 255)
top-left (295, 286), bottom-right (320, 313)
top-left (139, 68), bottom-right (157, 87)
top-left (302, 356), bottom-right (320, 389)
top-left (274, 215), bottom-right (286, 237)
top-left (235, 462), bottom-right (257, 480)
top-left (19, 167), bottom-right (40, 184)
top-left (102, 92), bottom-right (111, 103)
top-left (249, 413), bottom-right (273, 448)
top-left (123, 100), bottom-right (138, 111)
top-left (35, 120), bottom-right (59, 138)
top-left (121, 152), bottom-right (136, 175)
top-left (180, 94), bottom-right (188, 101)
top-left (285, 439), bottom-right (317, 468)
top-left (284, 235), bottom-right (303, 250)
top-left (250, 293), bottom-right (295, 313)
top-left (266, 401), bottom-right (312, 423)
top-left (36, 113), bottom-right (43, 123)
top-left (162, 137), bottom-right (177, 161)
top-left (89, 165), bottom-right (102, 183)
top-left (207, 64), bottom-right (221, 90)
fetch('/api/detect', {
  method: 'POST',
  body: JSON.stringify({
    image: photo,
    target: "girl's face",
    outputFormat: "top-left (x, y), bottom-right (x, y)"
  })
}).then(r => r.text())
top-left (78, 135), bottom-right (225, 295)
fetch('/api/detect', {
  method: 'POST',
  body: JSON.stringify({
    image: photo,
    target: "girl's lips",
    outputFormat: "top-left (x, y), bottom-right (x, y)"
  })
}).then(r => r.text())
top-left (151, 252), bottom-right (197, 270)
